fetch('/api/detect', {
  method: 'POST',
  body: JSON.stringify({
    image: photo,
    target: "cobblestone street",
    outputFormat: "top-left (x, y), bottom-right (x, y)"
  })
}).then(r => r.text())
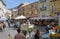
top-left (0, 27), bottom-right (17, 39)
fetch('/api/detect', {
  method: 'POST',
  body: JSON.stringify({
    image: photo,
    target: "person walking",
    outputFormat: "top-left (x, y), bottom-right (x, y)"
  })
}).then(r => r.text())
top-left (45, 25), bottom-right (50, 33)
top-left (14, 28), bottom-right (25, 39)
top-left (15, 21), bottom-right (20, 28)
top-left (3, 22), bottom-right (6, 31)
top-left (34, 29), bottom-right (41, 39)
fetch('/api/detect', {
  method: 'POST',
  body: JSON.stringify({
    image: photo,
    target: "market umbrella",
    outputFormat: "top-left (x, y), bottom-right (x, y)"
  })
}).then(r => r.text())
top-left (15, 15), bottom-right (26, 19)
top-left (30, 17), bottom-right (56, 20)
top-left (0, 17), bottom-right (7, 21)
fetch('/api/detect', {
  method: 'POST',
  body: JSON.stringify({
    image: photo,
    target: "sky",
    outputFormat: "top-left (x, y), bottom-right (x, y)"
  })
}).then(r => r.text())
top-left (3, 0), bottom-right (38, 9)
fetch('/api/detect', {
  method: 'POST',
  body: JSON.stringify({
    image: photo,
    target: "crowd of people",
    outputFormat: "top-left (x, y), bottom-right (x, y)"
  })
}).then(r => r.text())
top-left (45, 25), bottom-right (56, 33)
top-left (14, 28), bottom-right (41, 39)
top-left (0, 18), bottom-right (58, 39)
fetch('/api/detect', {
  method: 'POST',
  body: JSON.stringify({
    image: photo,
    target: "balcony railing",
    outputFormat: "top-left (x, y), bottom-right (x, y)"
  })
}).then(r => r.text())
top-left (40, 7), bottom-right (47, 11)
top-left (39, 0), bottom-right (46, 3)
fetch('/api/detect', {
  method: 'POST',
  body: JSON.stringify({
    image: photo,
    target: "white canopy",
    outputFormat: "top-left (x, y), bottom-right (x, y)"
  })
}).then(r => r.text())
top-left (15, 15), bottom-right (26, 19)
top-left (0, 17), bottom-right (7, 21)
top-left (30, 17), bottom-right (56, 20)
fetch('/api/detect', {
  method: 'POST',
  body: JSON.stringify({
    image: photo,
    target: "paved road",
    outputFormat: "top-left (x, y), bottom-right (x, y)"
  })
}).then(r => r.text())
top-left (0, 25), bottom-right (48, 39)
top-left (0, 27), bottom-right (17, 39)
top-left (35, 26), bottom-right (46, 32)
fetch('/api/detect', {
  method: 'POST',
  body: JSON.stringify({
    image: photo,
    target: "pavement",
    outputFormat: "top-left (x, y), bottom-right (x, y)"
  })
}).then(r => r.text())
top-left (35, 26), bottom-right (46, 32)
top-left (0, 27), bottom-right (17, 39)
top-left (0, 24), bottom-right (50, 39)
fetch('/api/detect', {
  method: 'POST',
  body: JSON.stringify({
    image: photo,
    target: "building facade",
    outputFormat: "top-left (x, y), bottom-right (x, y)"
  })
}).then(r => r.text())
top-left (38, 0), bottom-right (60, 17)
top-left (39, 0), bottom-right (50, 17)
top-left (50, 0), bottom-right (60, 16)
top-left (14, 0), bottom-right (60, 18)
top-left (0, 0), bottom-right (7, 17)
top-left (5, 10), bottom-right (12, 19)
top-left (11, 9), bottom-right (18, 19)
top-left (50, 0), bottom-right (60, 25)
top-left (18, 2), bottom-right (39, 18)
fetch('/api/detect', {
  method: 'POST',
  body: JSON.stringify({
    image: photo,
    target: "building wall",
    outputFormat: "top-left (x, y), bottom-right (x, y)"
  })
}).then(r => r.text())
top-left (39, 0), bottom-right (50, 17)
top-left (0, 0), bottom-right (6, 17)
top-left (11, 9), bottom-right (18, 19)
top-left (18, 0), bottom-right (60, 18)
top-left (39, 0), bottom-right (60, 17)
top-left (5, 10), bottom-right (12, 19)
top-left (50, 0), bottom-right (60, 16)
top-left (5, 12), bottom-right (10, 18)
top-left (18, 2), bottom-right (39, 18)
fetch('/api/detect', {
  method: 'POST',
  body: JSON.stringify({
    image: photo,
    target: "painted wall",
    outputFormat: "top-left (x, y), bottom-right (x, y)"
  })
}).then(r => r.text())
top-left (39, 0), bottom-right (50, 17)
top-left (0, 1), bottom-right (7, 17)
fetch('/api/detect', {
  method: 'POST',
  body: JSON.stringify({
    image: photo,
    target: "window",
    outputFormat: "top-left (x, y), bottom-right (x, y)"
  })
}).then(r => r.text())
top-left (39, 0), bottom-right (46, 3)
top-left (52, 6), bottom-right (55, 12)
top-left (40, 7), bottom-right (46, 11)
top-left (22, 7), bottom-right (24, 14)
top-left (31, 4), bottom-right (33, 7)
top-left (40, 4), bottom-right (47, 11)
top-left (35, 6), bottom-right (38, 10)
top-left (31, 4), bottom-right (34, 9)
top-left (31, 11), bottom-right (33, 14)
top-left (23, 7), bottom-right (24, 11)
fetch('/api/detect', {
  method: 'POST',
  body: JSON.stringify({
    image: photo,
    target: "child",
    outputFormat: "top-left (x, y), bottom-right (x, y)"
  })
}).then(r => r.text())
top-left (8, 34), bottom-right (12, 39)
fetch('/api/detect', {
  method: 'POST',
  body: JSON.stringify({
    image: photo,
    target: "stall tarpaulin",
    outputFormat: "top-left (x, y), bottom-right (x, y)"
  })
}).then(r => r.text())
top-left (0, 17), bottom-right (7, 21)
top-left (30, 17), bottom-right (56, 20)
top-left (15, 15), bottom-right (26, 19)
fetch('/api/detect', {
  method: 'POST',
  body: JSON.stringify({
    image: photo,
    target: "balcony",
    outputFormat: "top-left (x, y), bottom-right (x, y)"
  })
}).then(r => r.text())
top-left (39, 0), bottom-right (46, 3)
top-left (40, 7), bottom-right (47, 11)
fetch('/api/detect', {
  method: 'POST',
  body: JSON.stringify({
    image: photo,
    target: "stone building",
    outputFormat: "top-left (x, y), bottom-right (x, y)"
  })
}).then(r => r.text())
top-left (39, 0), bottom-right (50, 17)
top-left (0, 0), bottom-right (7, 17)
top-left (5, 10), bottom-right (12, 19)
top-left (18, 2), bottom-right (39, 18)
top-left (11, 8), bottom-right (18, 19)
top-left (38, 0), bottom-right (60, 17)
top-left (50, 0), bottom-right (60, 16)
top-left (50, 0), bottom-right (60, 25)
